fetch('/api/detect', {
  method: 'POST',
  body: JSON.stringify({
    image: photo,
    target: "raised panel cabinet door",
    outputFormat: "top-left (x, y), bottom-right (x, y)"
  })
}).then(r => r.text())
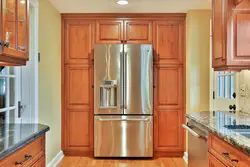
top-left (208, 153), bottom-right (226, 167)
top-left (65, 111), bottom-right (93, 152)
top-left (96, 20), bottom-right (123, 44)
top-left (153, 20), bottom-right (185, 64)
top-left (65, 65), bottom-right (93, 110)
top-left (154, 65), bottom-right (183, 110)
top-left (64, 20), bottom-right (94, 64)
top-left (124, 20), bottom-right (152, 43)
top-left (154, 110), bottom-right (184, 152)
top-left (212, 0), bottom-right (227, 68)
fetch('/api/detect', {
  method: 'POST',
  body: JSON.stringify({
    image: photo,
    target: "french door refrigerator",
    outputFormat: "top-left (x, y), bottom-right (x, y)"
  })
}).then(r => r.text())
top-left (94, 44), bottom-right (153, 157)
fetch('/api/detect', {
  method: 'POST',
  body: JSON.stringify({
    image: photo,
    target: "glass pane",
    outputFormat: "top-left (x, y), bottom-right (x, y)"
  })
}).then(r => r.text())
top-left (10, 78), bottom-right (15, 107)
top-left (230, 76), bottom-right (235, 99)
top-left (0, 67), bottom-right (7, 75)
top-left (0, 112), bottom-right (6, 124)
top-left (17, 0), bottom-right (26, 51)
top-left (9, 109), bottom-right (15, 123)
top-left (0, 78), bottom-right (7, 109)
top-left (3, 0), bottom-right (16, 49)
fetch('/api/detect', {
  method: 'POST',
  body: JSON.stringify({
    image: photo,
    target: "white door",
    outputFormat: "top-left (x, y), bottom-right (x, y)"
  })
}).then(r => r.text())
top-left (213, 71), bottom-right (237, 111)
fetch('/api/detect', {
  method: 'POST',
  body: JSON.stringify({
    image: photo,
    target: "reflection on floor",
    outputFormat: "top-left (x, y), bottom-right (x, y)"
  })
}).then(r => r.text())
top-left (57, 157), bottom-right (187, 167)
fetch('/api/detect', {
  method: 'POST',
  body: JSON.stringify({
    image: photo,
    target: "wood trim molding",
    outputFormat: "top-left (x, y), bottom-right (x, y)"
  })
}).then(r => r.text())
top-left (61, 13), bottom-right (186, 20)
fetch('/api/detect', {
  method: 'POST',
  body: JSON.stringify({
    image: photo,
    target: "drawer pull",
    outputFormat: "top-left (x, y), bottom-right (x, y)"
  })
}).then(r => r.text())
top-left (15, 154), bottom-right (32, 165)
top-left (222, 152), bottom-right (239, 163)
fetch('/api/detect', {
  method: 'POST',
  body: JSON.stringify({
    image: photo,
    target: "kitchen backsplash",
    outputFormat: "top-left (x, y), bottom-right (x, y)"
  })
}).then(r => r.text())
top-left (239, 70), bottom-right (250, 113)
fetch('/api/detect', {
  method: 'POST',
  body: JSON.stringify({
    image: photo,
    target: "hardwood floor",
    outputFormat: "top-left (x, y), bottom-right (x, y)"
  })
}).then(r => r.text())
top-left (57, 157), bottom-right (187, 167)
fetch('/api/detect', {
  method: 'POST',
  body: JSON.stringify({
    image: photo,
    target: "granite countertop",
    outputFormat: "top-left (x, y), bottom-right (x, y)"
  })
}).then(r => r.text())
top-left (186, 111), bottom-right (250, 156)
top-left (0, 124), bottom-right (50, 160)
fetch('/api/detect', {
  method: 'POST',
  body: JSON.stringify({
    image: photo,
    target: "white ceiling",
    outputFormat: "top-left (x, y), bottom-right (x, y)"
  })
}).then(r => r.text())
top-left (49, 0), bottom-right (211, 13)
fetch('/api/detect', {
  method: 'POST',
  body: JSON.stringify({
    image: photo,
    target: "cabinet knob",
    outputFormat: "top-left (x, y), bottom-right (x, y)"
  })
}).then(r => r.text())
top-left (0, 41), bottom-right (9, 48)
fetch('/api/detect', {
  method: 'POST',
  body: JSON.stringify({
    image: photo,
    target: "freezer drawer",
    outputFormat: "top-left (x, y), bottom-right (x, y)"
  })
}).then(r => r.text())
top-left (94, 116), bottom-right (153, 157)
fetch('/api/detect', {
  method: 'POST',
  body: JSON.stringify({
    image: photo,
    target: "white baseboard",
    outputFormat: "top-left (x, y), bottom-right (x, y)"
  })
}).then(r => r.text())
top-left (47, 150), bottom-right (64, 167)
top-left (183, 152), bottom-right (188, 164)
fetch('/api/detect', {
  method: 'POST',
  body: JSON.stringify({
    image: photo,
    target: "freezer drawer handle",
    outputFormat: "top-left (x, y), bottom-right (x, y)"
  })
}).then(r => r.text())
top-left (182, 124), bottom-right (200, 138)
top-left (98, 118), bottom-right (151, 121)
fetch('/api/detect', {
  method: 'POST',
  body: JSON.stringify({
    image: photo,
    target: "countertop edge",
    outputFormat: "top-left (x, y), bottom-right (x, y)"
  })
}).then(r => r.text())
top-left (0, 125), bottom-right (50, 160)
top-left (186, 114), bottom-right (250, 156)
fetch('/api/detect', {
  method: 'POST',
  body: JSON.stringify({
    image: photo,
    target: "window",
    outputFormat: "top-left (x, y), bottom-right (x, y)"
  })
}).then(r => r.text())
top-left (215, 71), bottom-right (235, 99)
top-left (0, 66), bottom-right (19, 124)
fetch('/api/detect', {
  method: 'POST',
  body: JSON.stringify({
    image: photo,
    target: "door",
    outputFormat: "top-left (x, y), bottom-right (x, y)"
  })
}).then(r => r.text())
top-left (94, 44), bottom-right (123, 115)
top-left (96, 20), bottom-right (124, 44)
top-left (124, 44), bottom-right (153, 115)
top-left (213, 71), bottom-right (237, 111)
top-left (124, 20), bottom-right (152, 44)
top-left (94, 115), bottom-right (153, 157)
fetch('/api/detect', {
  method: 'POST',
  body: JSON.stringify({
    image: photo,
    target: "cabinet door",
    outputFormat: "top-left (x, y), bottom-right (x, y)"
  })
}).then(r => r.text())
top-left (154, 65), bottom-right (184, 154)
top-left (63, 65), bottom-right (93, 154)
top-left (153, 20), bottom-right (185, 64)
top-left (30, 156), bottom-right (45, 167)
top-left (208, 153), bottom-right (226, 167)
top-left (64, 20), bottom-right (94, 64)
top-left (212, 0), bottom-right (227, 68)
top-left (96, 20), bottom-right (123, 44)
top-left (1, 0), bottom-right (29, 61)
top-left (65, 65), bottom-right (93, 111)
top-left (154, 110), bottom-right (184, 153)
top-left (124, 20), bottom-right (152, 44)
top-left (154, 65), bottom-right (183, 110)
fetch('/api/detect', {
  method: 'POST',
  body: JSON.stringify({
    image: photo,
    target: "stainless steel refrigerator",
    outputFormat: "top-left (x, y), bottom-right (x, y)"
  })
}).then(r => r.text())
top-left (94, 44), bottom-right (153, 158)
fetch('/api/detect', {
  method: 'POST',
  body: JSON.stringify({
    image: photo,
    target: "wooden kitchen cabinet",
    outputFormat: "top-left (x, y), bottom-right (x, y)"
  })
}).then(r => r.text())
top-left (153, 20), bottom-right (185, 64)
top-left (212, 0), bottom-right (250, 71)
top-left (64, 20), bottom-right (95, 64)
top-left (208, 153), bottom-right (227, 167)
top-left (208, 133), bottom-right (250, 167)
top-left (0, 136), bottom-right (45, 167)
top-left (62, 65), bottom-right (93, 155)
top-left (153, 64), bottom-right (185, 156)
top-left (0, 0), bottom-right (29, 65)
top-left (62, 14), bottom-right (186, 157)
top-left (96, 20), bottom-right (124, 44)
top-left (96, 19), bottom-right (152, 44)
top-left (124, 20), bottom-right (152, 43)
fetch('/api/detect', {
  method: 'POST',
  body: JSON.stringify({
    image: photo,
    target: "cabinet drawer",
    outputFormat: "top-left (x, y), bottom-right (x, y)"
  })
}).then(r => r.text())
top-left (0, 136), bottom-right (45, 167)
top-left (30, 156), bottom-right (45, 167)
top-left (208, 134), bottom-right (250, 167)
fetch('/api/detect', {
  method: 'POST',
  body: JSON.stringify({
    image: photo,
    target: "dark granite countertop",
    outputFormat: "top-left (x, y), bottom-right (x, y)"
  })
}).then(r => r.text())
top-left (186, 111), bottom-right (250, 156)
top-left (0, 124), bottom-right (50, 160)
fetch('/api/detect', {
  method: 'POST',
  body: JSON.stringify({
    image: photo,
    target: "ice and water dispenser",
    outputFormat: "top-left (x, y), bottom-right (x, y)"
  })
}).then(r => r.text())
top-left (99, 80), bottom-right (117, 108)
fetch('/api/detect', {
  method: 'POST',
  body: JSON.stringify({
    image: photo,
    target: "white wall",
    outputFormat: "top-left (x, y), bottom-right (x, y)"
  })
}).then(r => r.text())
top-left (239, 70), bottom-right (250, 113)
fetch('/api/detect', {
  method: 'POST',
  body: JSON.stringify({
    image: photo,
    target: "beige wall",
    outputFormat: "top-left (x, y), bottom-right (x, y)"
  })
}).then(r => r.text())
top-left (186, 10), bottom-right (211, 114)
top-left (38, 0), bottom-right (61, 163)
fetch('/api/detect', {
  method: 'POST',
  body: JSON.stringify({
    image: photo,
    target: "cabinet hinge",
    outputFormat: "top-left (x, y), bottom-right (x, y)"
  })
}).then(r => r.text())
top-left (213, 91), bottom-right (215, 99)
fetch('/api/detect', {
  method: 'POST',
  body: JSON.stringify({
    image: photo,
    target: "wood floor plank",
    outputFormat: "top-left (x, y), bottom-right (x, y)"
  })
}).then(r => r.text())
top-left (57, 157), bottom-right (187, 167)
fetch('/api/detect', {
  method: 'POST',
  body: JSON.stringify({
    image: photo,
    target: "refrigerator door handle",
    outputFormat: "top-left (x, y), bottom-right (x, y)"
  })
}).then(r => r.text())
top-left (120, 52), bottom-right (124, 110)
top-left (124, 52), bottom-right (128, 109)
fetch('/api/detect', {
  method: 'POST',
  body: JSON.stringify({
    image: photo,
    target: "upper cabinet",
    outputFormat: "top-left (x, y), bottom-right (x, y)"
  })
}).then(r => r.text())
top-left (96, 19), bottom-right (152, 44)
top-left (0, 0), bottom-right (29, 65)
top-left (212, 0), bottom-right (250, 71)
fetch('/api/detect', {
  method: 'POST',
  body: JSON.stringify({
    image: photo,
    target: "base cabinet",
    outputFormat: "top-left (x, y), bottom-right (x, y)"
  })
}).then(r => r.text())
top-left (0, 136), bottom-right (45, 167)
top-left (208, 153), bottom-right (226, 167)
top-left (208, 134), bottom-right (250, 167)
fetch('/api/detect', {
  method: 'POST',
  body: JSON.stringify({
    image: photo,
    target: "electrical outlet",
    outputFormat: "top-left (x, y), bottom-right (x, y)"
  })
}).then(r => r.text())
top-left (240, 84), bottom-right (247, 97)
